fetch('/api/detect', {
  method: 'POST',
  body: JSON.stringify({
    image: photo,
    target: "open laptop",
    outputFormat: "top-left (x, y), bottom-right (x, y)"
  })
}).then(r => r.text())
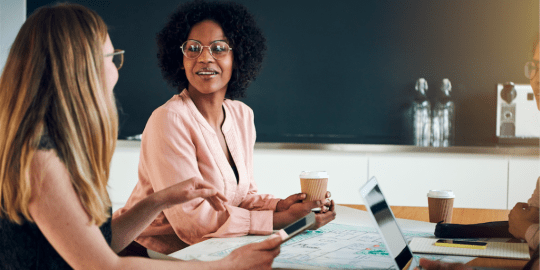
top-left (359, 177), bottom-right (511, 270)
top-left (359, 176), bottom-right (421, 270)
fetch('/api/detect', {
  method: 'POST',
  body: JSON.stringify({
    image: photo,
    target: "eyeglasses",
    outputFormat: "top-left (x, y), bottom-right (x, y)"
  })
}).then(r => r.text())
top-left (180, 40), bottom-right (232, 60)
top-left (524, 60), bottom-right (538, 79)
top-left (105, 49), bottom-right (125, 70)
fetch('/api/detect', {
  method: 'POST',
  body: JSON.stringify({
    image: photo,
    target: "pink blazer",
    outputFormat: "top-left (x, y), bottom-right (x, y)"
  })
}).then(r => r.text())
top-left (113, 90), bottom-right (280, 254)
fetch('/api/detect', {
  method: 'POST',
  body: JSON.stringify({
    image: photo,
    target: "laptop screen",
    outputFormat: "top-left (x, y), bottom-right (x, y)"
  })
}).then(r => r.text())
top-left (363, 180), bottom-right (415, 269)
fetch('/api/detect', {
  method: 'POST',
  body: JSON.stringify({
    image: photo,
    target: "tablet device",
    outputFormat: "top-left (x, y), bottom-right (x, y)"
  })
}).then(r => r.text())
top-left (360, 177), bottom-right (421, 270)
top-left (277, 212), bottom-right (316, 244)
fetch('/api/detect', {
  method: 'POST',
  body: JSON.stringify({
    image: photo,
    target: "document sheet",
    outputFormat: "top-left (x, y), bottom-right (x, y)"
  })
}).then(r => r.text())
top-left (168, 206), bottom-right (475, 269)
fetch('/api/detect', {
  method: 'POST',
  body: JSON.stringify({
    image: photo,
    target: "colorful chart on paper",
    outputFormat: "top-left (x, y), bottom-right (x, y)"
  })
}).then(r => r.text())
top-left (170, 223), bottom-right (475, 269)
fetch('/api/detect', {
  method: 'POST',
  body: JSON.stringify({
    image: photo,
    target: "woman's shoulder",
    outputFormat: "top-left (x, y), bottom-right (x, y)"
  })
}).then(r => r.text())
top-left (155, 94), bottom-right (190, 114)
top-left (30, 150), bottom-right (71, 196)
top-left (224, 99), bottom-right (254, 118)
top-left (151, 92), bottom-right (203, 121)
top-left (143, 94), bottom-right (198, 138)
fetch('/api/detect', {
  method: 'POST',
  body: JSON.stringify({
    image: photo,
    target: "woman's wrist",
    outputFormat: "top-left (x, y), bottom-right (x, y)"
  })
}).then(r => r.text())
top-left (273, 210), bottom-right (294, 229)
top-left (520, 221), bottom-right (535, 239)
top-left (512, 220), bottom-right (534, 240)
top-left (146, 191), bottom-right (169, 213)
top-left (275, 199), bottom-right (284, 212)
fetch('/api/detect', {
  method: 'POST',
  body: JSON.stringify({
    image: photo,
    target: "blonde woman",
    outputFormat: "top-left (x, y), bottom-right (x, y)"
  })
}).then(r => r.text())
top-left (0, 3), bottom-right (280, 269)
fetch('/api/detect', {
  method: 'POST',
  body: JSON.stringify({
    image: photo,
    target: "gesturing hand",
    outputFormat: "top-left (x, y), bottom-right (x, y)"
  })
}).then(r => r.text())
top-left (159, 177), bottom-right (228, 211)
top-left (508, 202), bottom-right (539, 240)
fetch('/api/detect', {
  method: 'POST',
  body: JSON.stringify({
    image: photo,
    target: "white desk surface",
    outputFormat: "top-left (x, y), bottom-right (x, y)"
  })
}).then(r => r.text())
top-left (156, 205), bottom-right (450, 266)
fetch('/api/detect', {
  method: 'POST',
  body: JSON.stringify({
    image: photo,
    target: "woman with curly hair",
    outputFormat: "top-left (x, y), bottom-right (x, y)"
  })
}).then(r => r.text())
top-left (114, 0), bottom-right (336, 255)
top-left (0, 3), bottom-right (283, 269)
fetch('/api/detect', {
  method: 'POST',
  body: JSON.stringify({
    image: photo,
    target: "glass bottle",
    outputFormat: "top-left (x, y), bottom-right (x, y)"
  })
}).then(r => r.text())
top-left (412, 78), bottom-right (431, 147)
top-left (431, 78), bottom-right (455, 147)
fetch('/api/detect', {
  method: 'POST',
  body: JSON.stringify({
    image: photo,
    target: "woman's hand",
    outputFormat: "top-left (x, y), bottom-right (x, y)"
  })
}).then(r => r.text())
top-left (276, 191), bottom-right (332, 212)
top-left (220, 234), bottom-right (281, 270)
top-left (276, 193), bottom-right (306, 212)
top-left (508, 202), bottom-right (539, 240)
top-left (273, 197), bottom-right (336, 230)
top-left (111, 177), bottom-right (227, 252)
top-left (416, 258), bottom-right (473, 270)
top-left (158, 177), bottom-right (228, 211)
top-left (311, 199), bottom-right (336, 230)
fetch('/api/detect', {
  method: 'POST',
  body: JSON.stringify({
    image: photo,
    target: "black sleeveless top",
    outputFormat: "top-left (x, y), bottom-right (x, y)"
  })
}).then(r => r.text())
top-left (0, 137), bottom-right (113, 269)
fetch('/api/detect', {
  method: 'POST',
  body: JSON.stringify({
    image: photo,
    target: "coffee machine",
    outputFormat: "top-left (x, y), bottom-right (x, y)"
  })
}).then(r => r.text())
top-left (496, 82), bottom-right (540, 143)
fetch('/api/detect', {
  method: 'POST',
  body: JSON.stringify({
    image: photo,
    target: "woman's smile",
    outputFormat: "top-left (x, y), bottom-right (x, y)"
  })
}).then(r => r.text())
top-left (195, 67), bottom-right (219, 80)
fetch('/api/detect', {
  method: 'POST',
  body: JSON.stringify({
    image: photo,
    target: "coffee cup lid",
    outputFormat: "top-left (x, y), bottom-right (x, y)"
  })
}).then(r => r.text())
top-left (427, 190), bottom-right (455, 198)
top-left (300, 171), bottom-right (329, 179)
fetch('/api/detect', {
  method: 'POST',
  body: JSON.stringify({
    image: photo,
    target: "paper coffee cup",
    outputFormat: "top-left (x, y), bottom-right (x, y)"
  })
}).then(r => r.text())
top-left (427, 190), bottom-right (455, 223)
top-left (299, 171), bottom-right (329, 205)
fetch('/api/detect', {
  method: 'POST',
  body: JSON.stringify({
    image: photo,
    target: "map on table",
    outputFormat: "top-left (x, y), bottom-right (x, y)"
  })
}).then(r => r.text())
top-left (170, 223), bottom-right (475, 269)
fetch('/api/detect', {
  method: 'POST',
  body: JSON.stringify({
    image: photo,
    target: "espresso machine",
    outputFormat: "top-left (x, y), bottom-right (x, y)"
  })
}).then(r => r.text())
top-left (496, 82), bottom-right (540, 144)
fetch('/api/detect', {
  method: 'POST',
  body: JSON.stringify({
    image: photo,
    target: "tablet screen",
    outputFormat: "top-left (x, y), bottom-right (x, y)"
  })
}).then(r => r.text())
top-left (284, 217), bottom-right (306, 235)
top-left (364, 184), bottom-right (414, 269)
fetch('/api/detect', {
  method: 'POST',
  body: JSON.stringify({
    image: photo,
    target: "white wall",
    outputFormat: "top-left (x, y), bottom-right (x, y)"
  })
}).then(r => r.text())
top-left (109, 146), bottom-right (141, 212)
top-left (368, 153), bottom-right (508, 209)
top-left (0, 0), bottom-right (26, 72)
top-left (108, 142), bottom-right (539, 212)
top-left (508, 157), bottom-right (540, 208)
top-left (253, 149), bottom-right (369, 205)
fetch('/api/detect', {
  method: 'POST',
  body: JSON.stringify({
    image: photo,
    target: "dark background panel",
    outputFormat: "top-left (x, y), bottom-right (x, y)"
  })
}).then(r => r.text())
top-left (27, 0), bottom-right (539, 145)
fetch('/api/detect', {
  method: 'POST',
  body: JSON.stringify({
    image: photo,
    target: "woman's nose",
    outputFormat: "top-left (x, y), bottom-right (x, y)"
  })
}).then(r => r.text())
top-left (198, 47), bottom-right (214, 62)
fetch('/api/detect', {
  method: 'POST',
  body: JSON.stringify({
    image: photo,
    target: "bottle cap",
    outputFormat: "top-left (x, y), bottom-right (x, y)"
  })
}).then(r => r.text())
top-left (415, 78), bottom-right (428, 95)
top-left (441, 78), bottom-right (452, 93)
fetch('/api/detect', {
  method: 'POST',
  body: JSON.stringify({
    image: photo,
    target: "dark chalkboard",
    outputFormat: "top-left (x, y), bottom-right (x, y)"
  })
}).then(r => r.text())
top-left (27, 0), bottom-right (538, 145)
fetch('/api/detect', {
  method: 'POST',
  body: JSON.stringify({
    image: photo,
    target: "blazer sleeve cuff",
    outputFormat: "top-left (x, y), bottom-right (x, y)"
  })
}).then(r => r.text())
top-left (268, 198), bottom-right (281, 211)
top-left (248, 210), bottom-right (274, 235)
top-left (203, 205), bottom-right (250, 238)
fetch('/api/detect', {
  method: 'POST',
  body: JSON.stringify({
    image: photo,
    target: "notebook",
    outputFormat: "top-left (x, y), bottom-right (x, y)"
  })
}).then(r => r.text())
top-left (409, 238), bottom-right (530, 260)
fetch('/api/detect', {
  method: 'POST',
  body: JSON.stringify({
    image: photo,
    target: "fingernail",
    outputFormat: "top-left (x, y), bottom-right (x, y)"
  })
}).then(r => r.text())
top-left (317, 201), bottom-right (322, 206)
top-left (276, 229), bottom-right (288, 240)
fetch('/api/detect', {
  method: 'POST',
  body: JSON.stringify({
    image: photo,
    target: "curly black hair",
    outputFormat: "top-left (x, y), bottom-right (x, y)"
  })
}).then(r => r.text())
top-left (156, 0), bottom-right (267, 99)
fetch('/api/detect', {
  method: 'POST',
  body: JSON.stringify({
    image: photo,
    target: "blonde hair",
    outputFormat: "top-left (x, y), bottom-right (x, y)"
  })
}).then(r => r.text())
top-left (0, 3), bottom-right (118, 225)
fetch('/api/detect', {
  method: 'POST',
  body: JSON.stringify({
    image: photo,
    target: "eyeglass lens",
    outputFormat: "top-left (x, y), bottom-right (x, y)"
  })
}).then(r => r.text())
top-left (182, 40), bottom-right (230, 59)
top-left (112, 53), bottom-right (124, 70)
top-left (525, 61), bottom-right (538, 79)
